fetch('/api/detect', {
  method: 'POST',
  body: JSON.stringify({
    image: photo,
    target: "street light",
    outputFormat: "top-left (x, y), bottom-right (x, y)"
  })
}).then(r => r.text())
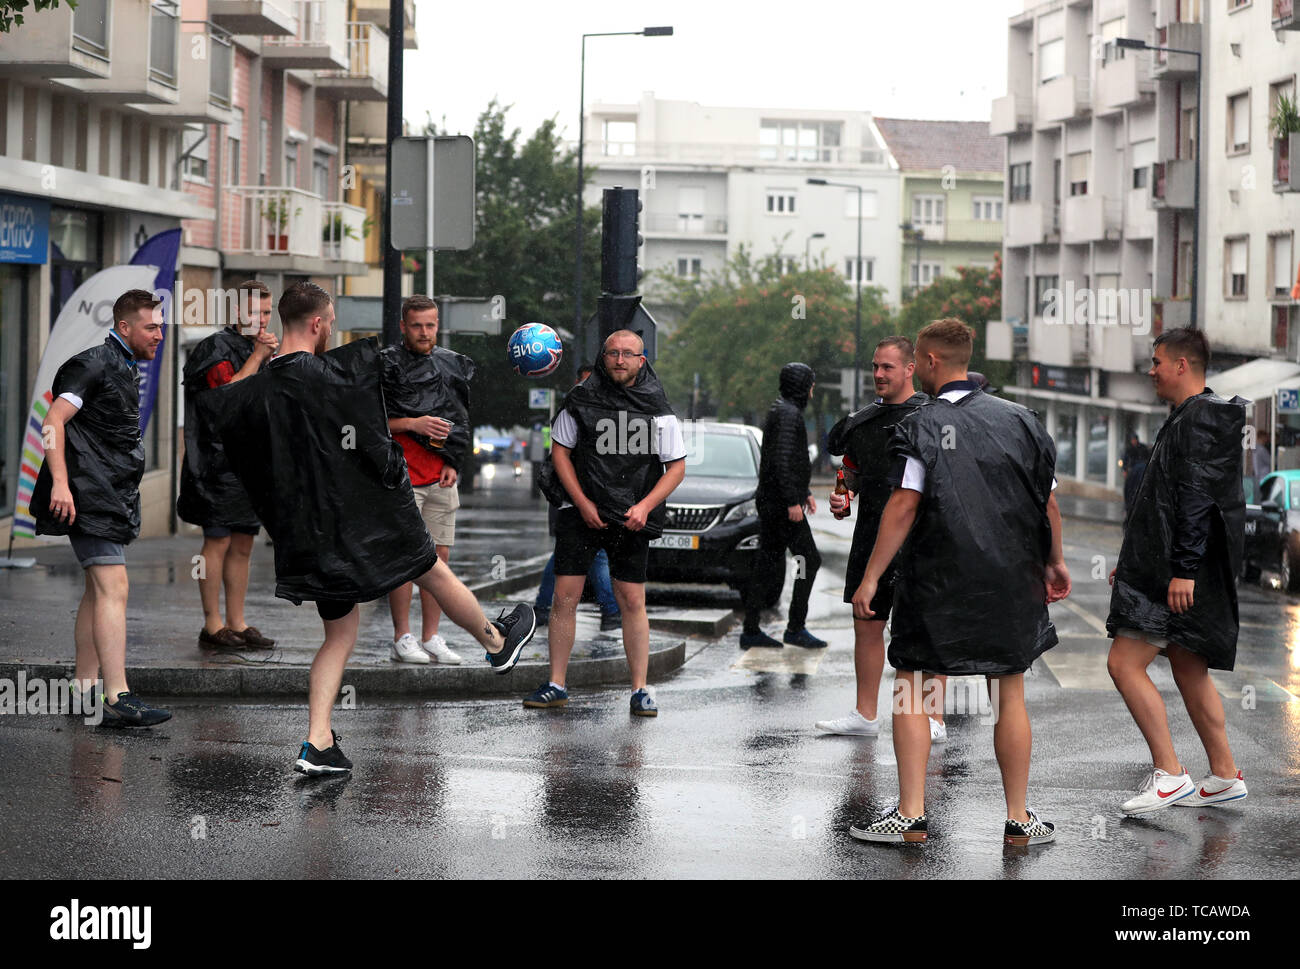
top-left (808, 177), bottom-right (864, 409)
top-left (805, 232), bottom-right (825, 270)
top-left (1117, 35), bottom-right (1201, 330)
top-left (573, 26), bottom-right (673, 378)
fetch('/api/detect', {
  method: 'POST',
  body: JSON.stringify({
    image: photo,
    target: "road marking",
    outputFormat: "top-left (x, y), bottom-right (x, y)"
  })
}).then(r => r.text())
top-left (1057, 598), bottom-right (1110, 636)
top-left (1040, 650), bottom-right (1113, 691)
top-left (732, 649), bottom-right (825, 675)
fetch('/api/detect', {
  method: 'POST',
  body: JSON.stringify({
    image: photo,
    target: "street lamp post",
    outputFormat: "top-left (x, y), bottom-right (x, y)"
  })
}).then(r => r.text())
top-left (808, 178), bottom-right (863, 409)
top-left (1117, 36), bottom-right (1202, 330)
top-left (805, 231), bottom-right (825, 270)
top-left (574, 26), bottom-right (673, 378)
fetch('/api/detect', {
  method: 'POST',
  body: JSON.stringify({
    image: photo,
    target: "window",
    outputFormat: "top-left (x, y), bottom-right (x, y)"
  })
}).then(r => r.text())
top-left (912, 195), bottom-right (945, 226)
top-left (1132, 140), bottom-right (1154, 189)
top-left (313, 149), bottom-right (331, 199)
top-left (1039, 38), bottom-right (1065, 82)
top-left (972, 196), bottom-right (1003, 220)
top-left (602, 120), bottom-right (636, 156)
top-left (765, 191), bottom-right (797, 215)
top-left (1275, 306), bottom-right (1291, 353)
top-left (910, 262), bottom-right (943, 286)
top-left (1068, 151), bottom-right (1090, 196)
top-left (677, 187), bottom-right (704, 233)
top-left (1010, 162), bottom-right (1031, 202)
top-left (1177, 240), bottom-right (1193, 298)
top-left (1180, 107), bottom-right (1197, 160)
top-left (845, 257), bottom-right (874, 285)
top-left (1269, 233), bottom-right (1294, 299)
top-left (844, 190), bottom-right (878, 219)
top-left (1228, 0), bottom-right (1250, 10)
top-left (1269, 80), bottom-right (1297, 146)
top-left (777, 256), bottom-right (799, 276)
top-left (676, 255), bottom-right (701, 278)
top-left (260, 119), bottom-right (269, 182)
top-left (182, 126), bottom-right (208, 182)
top-left (226, 107), bottom-right (243, 186)
top-left (1226, 237), bottom-right (1248, 298)
top-left (284, 140), bottom-right (299, 187)
top-left (759, 120), bottom-right (843, 162)
top-left (1094, 273), bottom-right (1120, 324)
top-left (1035, 274), bottom-right (1060, 317)
top-left (1227, 92), bottom-right (1250, 154)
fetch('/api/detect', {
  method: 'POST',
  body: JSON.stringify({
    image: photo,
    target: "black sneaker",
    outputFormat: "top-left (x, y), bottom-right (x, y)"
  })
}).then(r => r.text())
top-left (102, 692), bottom-right (172, 727)
top-left (784, 627), bottom-right (828, 648)
top-left (739, 630), bottom-right (782, 650)
top-left (486, 603), bottom-right (536, 674)
top-left (294, 731), bottom-right (353, 775)
top-left (849, 806), bottom-right (928, 843)
top-left (600, 611), bottom-right (622, 632)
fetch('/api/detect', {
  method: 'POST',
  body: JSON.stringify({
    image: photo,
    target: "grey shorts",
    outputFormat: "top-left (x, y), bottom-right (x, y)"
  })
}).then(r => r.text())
top-left (411, 482), bottom-right (459, 546)
top-left (68, 531), bottom-right (126, 568)
top-left (1116, 627), bottom-right (1170, 650)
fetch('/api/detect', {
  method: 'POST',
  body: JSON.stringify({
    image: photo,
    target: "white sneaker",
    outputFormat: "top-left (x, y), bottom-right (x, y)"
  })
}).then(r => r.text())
top-left (1176, 770), bottom-right (1247, 807)
top-left (929, 717), bottom-right (947, 743)
top-left (390, 633), bottom-right (430, 664)
top-left (421, 634), bottom-right (463, 665)
top-left (814, 710), bottom-right (879, 736)
top-left (1121, 767), bottom-right (1195, 815)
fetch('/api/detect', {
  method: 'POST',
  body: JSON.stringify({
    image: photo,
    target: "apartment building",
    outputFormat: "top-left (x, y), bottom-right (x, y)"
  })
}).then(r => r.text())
top-left (873, 118), bottom-right (1006, 299)
top-left (581, 94), bottom-right (902, 326)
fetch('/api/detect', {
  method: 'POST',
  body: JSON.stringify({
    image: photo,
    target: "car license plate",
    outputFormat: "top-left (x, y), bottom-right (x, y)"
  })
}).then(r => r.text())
top-left (649, 534), bottom-right (699, 550)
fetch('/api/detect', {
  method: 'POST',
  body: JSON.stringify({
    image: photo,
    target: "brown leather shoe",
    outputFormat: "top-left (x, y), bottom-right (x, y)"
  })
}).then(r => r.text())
top-left (198, 627), bottom-right (245, 651)
top-left (236, 625), bottom-right (276, 649)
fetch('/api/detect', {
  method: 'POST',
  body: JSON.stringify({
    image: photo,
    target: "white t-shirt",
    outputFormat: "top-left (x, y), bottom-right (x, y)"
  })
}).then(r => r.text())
top-left (551, 409), bottom-right (688, 509)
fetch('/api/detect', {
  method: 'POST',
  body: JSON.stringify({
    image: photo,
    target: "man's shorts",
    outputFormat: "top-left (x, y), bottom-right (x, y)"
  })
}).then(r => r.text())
top-left (1116, 627), bottom-right (1170, 650)
top-left (553, 506), bottom-right (650, 584)
top-left (202, 525), bottom-right (259, 539)
top-left (68, 531), bottom-right (126, 569)
top-left (843, 544), bottom-right (895, 618)
top-left (412, 482), bottom-right (459, 547)
top-left (315, 599), bottom-right (356, 622)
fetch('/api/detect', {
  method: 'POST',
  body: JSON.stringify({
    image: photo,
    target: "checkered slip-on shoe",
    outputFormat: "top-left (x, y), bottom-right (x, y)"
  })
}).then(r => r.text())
top-left (849, 807), bottom-right (928, 843)
top-left (1003, 808), bottom-right (1056, 847)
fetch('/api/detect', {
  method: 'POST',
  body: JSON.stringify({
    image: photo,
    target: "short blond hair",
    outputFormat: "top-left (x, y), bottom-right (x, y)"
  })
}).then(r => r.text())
top-left (916, 317), bottom-right (974, 367)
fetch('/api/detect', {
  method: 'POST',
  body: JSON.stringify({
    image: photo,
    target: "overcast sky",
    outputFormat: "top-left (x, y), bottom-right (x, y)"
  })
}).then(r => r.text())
top-left (405, 0), bottom-right (1027, 141)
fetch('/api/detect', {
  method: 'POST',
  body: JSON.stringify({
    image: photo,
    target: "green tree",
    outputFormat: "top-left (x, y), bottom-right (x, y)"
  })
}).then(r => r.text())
top-left (0, 0), bottom-right (72, 33)
top-left (417, 100), bottom-right (601, 430)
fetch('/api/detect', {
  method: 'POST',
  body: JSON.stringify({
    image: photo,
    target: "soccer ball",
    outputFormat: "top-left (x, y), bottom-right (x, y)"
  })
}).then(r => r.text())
top-left (507, 322), bottom-right (563, 378)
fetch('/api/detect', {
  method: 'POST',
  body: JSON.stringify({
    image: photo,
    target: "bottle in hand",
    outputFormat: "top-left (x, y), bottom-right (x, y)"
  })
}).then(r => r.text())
top-left (832, 469), bottom-right (851, 520)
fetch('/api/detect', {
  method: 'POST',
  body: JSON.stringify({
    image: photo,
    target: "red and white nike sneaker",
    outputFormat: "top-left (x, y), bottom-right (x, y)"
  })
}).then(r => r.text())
top-left (1121, 767), bottom-right (1195, 815)
top-left (1176, 770), bottom-right (1247, 807)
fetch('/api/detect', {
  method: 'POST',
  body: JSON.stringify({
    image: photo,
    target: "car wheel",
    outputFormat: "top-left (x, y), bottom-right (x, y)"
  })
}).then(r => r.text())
top-left (1285, 549), bottom-right (1299, 593)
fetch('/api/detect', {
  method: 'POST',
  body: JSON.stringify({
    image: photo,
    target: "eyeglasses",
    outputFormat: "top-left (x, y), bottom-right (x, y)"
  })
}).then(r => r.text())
top-left (603, 349), bottom-right (643, 360)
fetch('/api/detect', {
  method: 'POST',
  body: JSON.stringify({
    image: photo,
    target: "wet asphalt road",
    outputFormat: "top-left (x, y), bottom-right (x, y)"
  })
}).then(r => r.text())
top-left (2, 511), bottom-right (1298, 879)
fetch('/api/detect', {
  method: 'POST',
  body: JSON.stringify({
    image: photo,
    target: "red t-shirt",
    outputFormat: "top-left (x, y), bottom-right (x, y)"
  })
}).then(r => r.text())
top-left (396, 432), bottom-right (445, 487)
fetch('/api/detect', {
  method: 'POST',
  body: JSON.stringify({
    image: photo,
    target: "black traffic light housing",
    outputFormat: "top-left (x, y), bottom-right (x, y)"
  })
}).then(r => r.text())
top-left (589, 185), bottom-right (660, 363)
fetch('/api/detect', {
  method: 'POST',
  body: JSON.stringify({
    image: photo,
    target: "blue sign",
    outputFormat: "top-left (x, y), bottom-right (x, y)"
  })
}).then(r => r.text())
top-left (0, 192), bottom-right (50, 264)
top-left (1279, 388), bottom-right (1300, 414)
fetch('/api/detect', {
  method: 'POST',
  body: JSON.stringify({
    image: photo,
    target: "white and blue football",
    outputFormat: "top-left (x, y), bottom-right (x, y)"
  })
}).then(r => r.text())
top-left (507, 322), bottom-right (563, 378)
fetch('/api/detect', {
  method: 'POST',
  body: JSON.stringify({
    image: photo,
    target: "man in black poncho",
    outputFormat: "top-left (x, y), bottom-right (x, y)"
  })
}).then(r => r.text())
top-left (846, 318), bottom-right (1071, 846)
top-left (208, 283), bottom-right (536, 775)
top-left (177, 279), bottom-right (278, 652)
top-left (1106, 327), bottom-right (1249, 815)
top-left (526, 329), bottom-right (686, 717)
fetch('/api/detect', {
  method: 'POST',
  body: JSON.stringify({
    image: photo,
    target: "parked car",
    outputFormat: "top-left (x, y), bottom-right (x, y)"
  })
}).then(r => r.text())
top-left (1242, 469), bottom-right (1300, 591)
top-left (647, 421), bottom-right (780, 604)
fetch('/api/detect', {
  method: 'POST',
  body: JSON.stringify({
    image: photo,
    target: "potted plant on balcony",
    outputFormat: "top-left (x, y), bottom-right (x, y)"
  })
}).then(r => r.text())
top-left (322, 212), bottom-right (360, 259)
top-left (1271, 93), bottom-right (1300, 191)
top-left (260, 196), bottom-right (301, 252)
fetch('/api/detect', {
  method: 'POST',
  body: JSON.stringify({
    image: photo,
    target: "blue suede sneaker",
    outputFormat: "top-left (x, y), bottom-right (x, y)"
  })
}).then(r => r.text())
top-left (630, 688), bottom-right (658, 717)
top-left (784, 627), bottom-right (828, 649)
top-left (523, 682), bottom-right (569, 708)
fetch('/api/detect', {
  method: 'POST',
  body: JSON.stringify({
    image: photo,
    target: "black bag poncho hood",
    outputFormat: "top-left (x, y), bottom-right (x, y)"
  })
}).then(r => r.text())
top-left (379, 343), bottom-right (475, 471)
top-left (204, 338), bottom-right (436, 605)
top-left (828, 391), bottom-right (930, 533)
top-left (561, 357), bottom-right (675, 537)
top-left (887, 389), bottom-right (1059, 676)
top-left (1106, 389), bottom-right (1247, 670)
top-left (176, 326), bottom-right (259, 530)
top-left (31, 337), bottom-right (144, 543)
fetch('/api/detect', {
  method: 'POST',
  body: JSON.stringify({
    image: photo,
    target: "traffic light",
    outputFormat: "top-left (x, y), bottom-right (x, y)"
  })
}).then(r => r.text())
top-left (601, 186), bottom-right (642, 296)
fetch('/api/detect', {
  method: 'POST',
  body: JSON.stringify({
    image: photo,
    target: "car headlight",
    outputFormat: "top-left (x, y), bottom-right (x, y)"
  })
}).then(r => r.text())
top-left (722, 499), bottom-right (757, 524)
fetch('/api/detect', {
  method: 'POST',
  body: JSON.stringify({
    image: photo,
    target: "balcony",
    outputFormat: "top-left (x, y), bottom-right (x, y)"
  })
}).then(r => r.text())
top-left (1150, 23), bottom-right (1201, 78)
top-left (207, 0), bottom-right (296, 36)
top-left (1005, 201), bottom-right (1053, 247)
top-left (316, 22), bottom-right (388, 101)
top-left (1150, 159), bottom-right (1195, 208)
top-left (643, 213), bottom-right (728, 237)
top-left (1095, 44), bottom-right (1154, 113)
top-left (990, 94), bottom-right (1031, 136)
top-left (56, 0), bottom-right (181, 104)
top-left (321, 202), bottom-right (368, 263)
top-left (573, 141), bottom-right (889, 168)
top-left (132, 21), bottom-right (235, 125)
top-left (0, 0), bottom-right (112, 78)
top-left (1062, 195), bottom-right (1121, 244)
top-left (1275, 133), bottom-right (1300, 192)
top-left (222, 186), bottom-right (368, 274)
top-left (1125, 187), bottom-right (1155, 239)
top-left (1037, 75), bottom-right (1091, 126)
top-left (262, 0), bottom-right (347, 70)
top-left (1274, 0), bottom-right (1299, 31)
top-left (353, 0), bottom-right (417, 49)
top-left (926, 218), bottom-right (1003, 244)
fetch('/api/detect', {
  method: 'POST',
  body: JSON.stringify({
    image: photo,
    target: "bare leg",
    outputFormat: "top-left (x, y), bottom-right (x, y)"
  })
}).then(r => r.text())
top-left (87, 564), bottom-right (130, 700)
top-left (893, 670), bottom-right (933, 817)
top-left (198, 535), bottom-right (230, 634)
top-left (73, 571), bottom-right (99, 690)
top-left (307, 607), bottom-right (359, 749)
top-left (989, 674), bottom-right (1030, 823)
top-left (388, 583), bottom-right (414, 641)
top-left (1168, 643), bottom-right (1237, 779)
top-left (853, 618), bottom-right (886, 720)
top-left (223, 531), bottom-right (254, 631)
top-left (410, 557), bottom-right (505, 651)
top-left (1107, 636), bottom-right (1180, 774)
top-left (546, 574), bottom-right (587, 687)
top-left (930, 675), bottom-right (948, 726)
top-left (614, 579), bottom-right (648, 691)
top-left (420, 545), bottom-right (450, 640)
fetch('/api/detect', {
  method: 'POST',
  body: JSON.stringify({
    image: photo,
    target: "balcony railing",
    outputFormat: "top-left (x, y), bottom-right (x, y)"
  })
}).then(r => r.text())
top-left (72, 0), bottom-right (109, 59)
top-left (643, 213), bottom-right (728, 235)
top-left (269, 0), bottom-right (324, 44)
top-left (149, 2), bottom-right (179, 89)
top-left (224, 186), bottom-right (323, 257)
top-left (577, 141), bottom-right (888, 167)
top-left (316, 21), bottom-right (388, 98)
top-left (1274, 0), bottom-right (1298, 31)
top-left (321, 202), bottom-right (367, 263)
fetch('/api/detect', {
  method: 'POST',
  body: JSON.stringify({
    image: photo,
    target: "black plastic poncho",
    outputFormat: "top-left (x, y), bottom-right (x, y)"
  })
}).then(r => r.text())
top-left (205, 338), bottom-right (437, 605)
top-left (176, 326), bottom-right (260, 529)
top-left (1106, 389), bottom-right (1247, 670)
top-left (828, 392), bottom-right (929, 540)
top-left (560, 359), bottom-right (676, 538)
top-left (379, 343), bottom-right (475, 471)
top-left (31, 337), bottom-right (144, 544)
top-left (887, 390), bottom-right (1058, 676)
